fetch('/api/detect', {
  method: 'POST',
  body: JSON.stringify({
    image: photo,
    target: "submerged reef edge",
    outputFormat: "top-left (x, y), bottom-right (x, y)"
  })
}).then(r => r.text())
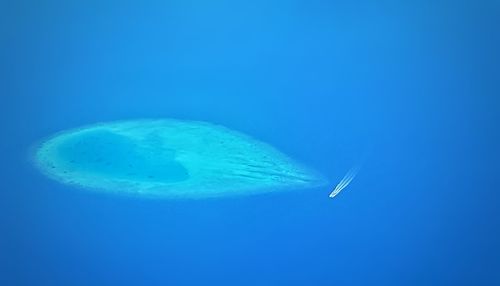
top-left (32, 119), bottom-right (328, 199)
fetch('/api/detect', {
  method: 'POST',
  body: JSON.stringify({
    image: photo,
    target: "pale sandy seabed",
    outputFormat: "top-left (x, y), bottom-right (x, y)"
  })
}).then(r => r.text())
top-left (34, 119), bottom-right (327, 198)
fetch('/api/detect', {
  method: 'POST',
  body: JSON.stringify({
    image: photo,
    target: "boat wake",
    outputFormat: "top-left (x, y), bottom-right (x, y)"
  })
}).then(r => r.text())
top-left (329, 165), bottom-right (361, 198)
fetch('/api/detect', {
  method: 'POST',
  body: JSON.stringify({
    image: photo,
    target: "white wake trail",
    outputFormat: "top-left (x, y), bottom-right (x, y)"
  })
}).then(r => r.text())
top-left (329, 166), bottom-right (361, 198)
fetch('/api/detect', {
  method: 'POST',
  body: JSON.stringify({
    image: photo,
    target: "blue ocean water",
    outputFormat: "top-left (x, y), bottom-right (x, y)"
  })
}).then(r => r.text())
top-left (1, 1), bottom-right (499, 285)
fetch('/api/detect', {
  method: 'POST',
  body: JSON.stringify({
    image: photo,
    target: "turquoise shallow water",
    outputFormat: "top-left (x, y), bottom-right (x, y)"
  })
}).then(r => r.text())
top-left (34, 119), bottom-right (326, 198)
top-left (55, 129), bottom-right (189, 183)
top-left (2, 0), bottom-right (498, 285)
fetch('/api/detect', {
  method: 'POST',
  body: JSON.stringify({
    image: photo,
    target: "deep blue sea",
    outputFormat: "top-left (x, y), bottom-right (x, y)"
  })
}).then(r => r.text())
top-left (1, 1), bottom-right (499, 285)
